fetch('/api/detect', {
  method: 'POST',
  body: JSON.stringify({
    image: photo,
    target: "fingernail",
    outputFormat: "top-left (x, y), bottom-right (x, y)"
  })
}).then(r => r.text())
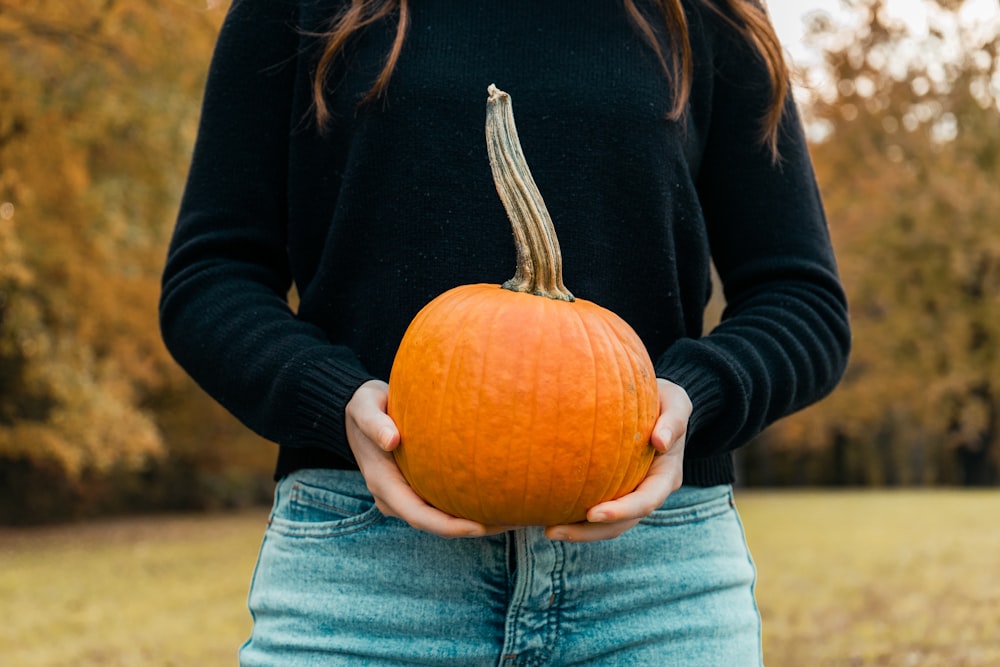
top-left (589, 511), bottom-right (608, 522)
top-left (378, 427), bottom-right (393, 449)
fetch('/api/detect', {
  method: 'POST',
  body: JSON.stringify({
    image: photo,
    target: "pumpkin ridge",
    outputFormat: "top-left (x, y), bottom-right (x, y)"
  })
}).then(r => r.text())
top-left (559, 298), bottom-right (601, 522)
top-left (598, 311), bottom-right (659, 497)
top-left (583, 305), bottom-right (631, 508)
top-left (617, 314), bottom-right (657, 496)
top-left (392, 287), bottom-right (476, 435)
top-left (514, 300), bottom-right (547, 522)
top-left (473, 292), bottom-right (525, 523)
top-left (540, 298), bottom-right (567, 520)
top-left (434, 288), bottom-right (497, 518)
top-left (536, 297), bottom-right (584, 524)
top-left (612, 339), bottom-right (644, 499)
top-left (397, 285), bottom-right (484, 513)
top-left (599, 310), bottom-right (656, 498)
top-left (470, 294), bottom-right (505, 524)
top-left (459, 291), bottom-right (503, 524)
top-left (621, 328), bottom-right (657, 496)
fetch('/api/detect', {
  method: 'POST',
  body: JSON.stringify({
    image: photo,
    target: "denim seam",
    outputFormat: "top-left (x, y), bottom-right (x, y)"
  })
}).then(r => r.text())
top-left (240, 483), bottom-right (281, 662)
top-left (289, 485), bottom-right (363, 517)
top-left (266, 509), bottom-right (385, 538)
top-left (638, 494), bottom-right (733, 527)
top-left (534, 539), bottom-right (566, 667)
top-left (729, 491), bottom-right (765, 667)
top-left (500, 530), bottom-right (527, 665)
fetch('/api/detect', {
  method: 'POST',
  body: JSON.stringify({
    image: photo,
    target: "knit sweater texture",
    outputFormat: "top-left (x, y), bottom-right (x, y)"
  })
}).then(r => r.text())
top-left (160, 0), bottom-right (851, 486)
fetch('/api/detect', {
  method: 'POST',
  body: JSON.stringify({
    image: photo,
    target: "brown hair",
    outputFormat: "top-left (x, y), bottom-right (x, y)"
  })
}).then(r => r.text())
top-left (312, 0), bottom-right (788, 155)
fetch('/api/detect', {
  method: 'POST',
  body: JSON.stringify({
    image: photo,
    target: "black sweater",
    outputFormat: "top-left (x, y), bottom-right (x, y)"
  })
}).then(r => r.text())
top-left (160, 0), bottom-right (851, 486)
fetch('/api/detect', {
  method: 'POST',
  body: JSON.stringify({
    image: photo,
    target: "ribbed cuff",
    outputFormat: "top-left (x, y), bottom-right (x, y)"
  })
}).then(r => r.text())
top-left (655, 359), bottom-right (726, 446)
top-left (682, 454), bottom-right (735, 486)
top-left (290, 352), bottom-right (377, 458)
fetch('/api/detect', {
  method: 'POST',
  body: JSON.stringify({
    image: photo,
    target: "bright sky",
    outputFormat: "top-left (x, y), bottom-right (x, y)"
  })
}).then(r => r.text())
top-left (767, 0), bottom-right (1000, 66)
top-left (767, 0), bottom-right (845, 63)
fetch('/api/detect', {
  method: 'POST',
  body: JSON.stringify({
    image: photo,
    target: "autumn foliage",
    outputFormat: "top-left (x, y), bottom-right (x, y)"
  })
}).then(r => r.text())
top-left (0, 0), bottom-right (273, 521)
top-left (752, 0), bottom-right (1000, 486)
top-left (0, 0), bottom-right (997, 522)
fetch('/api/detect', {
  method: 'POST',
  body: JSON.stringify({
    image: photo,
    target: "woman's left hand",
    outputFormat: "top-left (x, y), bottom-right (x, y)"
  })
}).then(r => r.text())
top-left (544, 378), bottom-right (691, 543)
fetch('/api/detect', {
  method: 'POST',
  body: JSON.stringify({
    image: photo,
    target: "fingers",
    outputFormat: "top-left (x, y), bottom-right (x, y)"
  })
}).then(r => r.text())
top-left (545, 449), bottom-right (684, 542)
top-left (374, 473), bottom-right (513, 538)
top-left (347, 380), bottom-right (400, 451)
top-left (346, 378), bottom-right (693, 542)
top-left (546, 380), bottom-right (691, 543)
top-left (590, 450), bottom-right (684, 520)
top-left (357, 436), bottom-right (511, 538)
top-left (545, 518), bottom-right (642, 542)
top-left (346, 380), bottom-right (511, 538)
top-left (650, 378), bottom-right (692, 454)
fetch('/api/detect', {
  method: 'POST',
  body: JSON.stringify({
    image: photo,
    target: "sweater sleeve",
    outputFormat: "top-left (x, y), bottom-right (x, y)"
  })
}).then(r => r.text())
top-left (654, 23), bottom-right (851, 460)
top-left (159, 0), bottom-right (374, 459)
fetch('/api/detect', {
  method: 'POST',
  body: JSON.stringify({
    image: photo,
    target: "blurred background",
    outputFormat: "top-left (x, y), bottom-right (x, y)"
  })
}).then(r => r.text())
top-left (0, 0), bottom-right (273, 523)
top-left (1, 0), bottom-right (998, 665)
top-left (2, 0), bottom-right (997, 520)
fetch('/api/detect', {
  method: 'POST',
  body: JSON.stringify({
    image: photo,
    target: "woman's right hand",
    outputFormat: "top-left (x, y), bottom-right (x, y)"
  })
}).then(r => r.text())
top-left (345, 380), bottom-right (512, 538)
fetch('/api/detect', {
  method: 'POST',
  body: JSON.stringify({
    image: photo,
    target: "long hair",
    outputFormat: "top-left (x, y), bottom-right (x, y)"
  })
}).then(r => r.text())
top-left (312, 0), bottom-right (788, 155)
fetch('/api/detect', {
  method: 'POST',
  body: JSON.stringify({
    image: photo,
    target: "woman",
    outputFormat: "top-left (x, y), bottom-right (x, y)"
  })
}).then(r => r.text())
top-left (160, 0), bottom-right (850, 664)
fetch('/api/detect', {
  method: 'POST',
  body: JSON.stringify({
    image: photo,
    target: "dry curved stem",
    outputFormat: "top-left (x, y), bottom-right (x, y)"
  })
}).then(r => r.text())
top-left (486, 84), bottom-right (574, 302)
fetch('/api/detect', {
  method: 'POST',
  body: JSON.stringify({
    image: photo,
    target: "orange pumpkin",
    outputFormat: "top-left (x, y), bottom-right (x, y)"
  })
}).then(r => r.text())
top-left (387, 85), bottom-right (658, 526)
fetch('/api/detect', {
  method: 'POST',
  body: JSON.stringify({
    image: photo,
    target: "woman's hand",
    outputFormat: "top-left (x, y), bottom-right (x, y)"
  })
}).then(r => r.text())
top-left (345, 380), bottom-right (513, 538)
top-left (544, 379), bottom-right (691, 543)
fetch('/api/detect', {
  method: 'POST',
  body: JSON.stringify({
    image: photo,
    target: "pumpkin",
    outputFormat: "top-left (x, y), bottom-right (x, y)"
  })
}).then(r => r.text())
top-left (386, 85), bottom-right (658, 526)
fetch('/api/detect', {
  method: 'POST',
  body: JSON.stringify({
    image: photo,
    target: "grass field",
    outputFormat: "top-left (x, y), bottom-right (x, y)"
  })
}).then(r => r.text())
top-left (1, 491), bottom-right (998, 666)
top-left (742, 490), bottom-right (1000, 666)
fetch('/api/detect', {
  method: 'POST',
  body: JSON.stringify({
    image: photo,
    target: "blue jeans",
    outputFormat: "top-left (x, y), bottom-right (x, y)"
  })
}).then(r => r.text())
top-left (239, 469), bottom-right (762, 666)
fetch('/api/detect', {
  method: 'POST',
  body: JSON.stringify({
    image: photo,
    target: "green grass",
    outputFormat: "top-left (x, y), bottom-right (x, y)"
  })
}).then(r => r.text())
top-left (0, 512), bottom-right (265, 667)
top-left (738, 490), bottom-right (1000, 666)
top-left (1, 491), bottom-right (998, 666)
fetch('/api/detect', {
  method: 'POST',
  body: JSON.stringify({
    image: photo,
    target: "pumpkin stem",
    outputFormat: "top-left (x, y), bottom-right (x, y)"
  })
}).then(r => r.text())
top-left (486, 84), bottom-right (575, 302)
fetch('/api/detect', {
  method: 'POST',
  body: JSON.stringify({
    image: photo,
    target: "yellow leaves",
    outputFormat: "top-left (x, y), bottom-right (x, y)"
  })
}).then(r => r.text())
top-left (0, 0), bottom-right (226, 479)
top-left (0, 336), bottom-right (166, 476)
top-left (0, 216), bottom-right (32, 288)
top-left (758, 0), bottom-right (1000, 484)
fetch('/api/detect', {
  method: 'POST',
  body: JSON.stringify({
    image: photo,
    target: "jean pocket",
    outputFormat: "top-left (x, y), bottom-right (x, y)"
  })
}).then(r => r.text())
top-left (639, 485), bottom-right (734, 527)
top-left (267, 471), bottom-right (384, 538)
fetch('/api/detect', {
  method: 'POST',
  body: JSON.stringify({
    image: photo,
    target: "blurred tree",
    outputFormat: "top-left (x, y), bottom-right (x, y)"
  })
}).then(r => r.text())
top-left (0, 0), bottom-right (274, 519)
top-left (761, 0), bottom-right (1000, 485)
top-left (6, 0), bottom-right (997, 520)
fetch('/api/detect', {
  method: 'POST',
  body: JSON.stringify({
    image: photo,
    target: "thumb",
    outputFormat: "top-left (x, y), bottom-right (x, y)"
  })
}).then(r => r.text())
top-left (349, 381), bottom-right (401, 451)
top-left (650, 419), bottom-right (675, 454)
top-left (651, 379), bottom-right (691, 454)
